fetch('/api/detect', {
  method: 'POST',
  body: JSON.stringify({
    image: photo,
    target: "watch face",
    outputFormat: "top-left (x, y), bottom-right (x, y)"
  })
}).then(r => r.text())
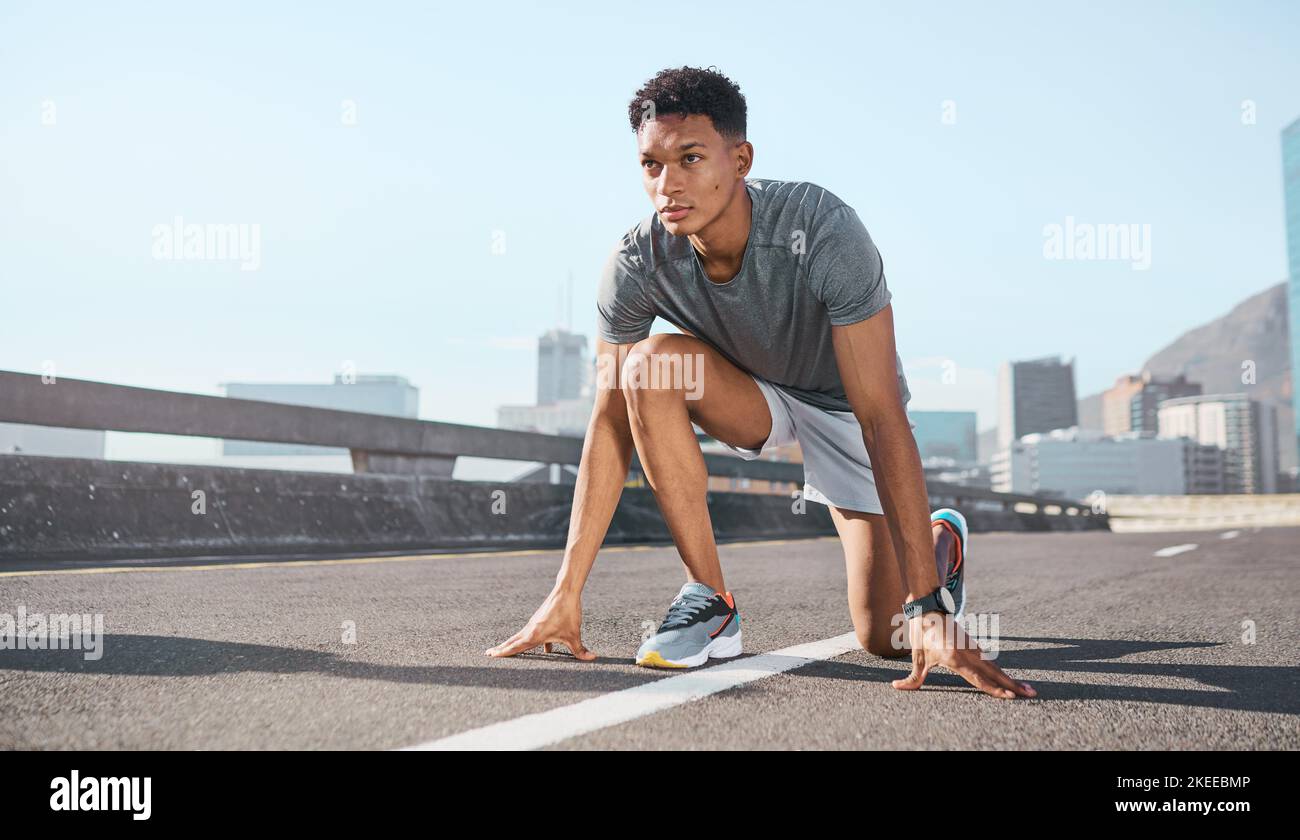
top-left (938, 587), bottom-right (955, 613)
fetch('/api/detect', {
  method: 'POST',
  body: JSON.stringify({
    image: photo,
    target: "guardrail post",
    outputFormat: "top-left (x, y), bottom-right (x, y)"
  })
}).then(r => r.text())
top-left (350, 450), bottom-right (456, 476)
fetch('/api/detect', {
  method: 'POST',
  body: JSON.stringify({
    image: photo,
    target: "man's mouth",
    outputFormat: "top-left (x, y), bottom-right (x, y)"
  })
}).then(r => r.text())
top-left (660, 206), bottom-right (691, 221)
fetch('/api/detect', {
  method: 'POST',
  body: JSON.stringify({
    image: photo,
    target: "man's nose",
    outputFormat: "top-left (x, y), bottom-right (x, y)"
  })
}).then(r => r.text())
top-left (656, 164), bottom-right (685, 197)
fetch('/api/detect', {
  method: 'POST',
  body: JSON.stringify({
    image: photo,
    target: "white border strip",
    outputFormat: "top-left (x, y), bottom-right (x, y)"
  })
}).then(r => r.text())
top-left (401, 632), bottom-right (862, 751)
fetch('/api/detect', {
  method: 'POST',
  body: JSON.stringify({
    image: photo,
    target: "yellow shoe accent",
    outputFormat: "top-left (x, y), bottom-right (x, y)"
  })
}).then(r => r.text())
top-left (635, 650), bottom-right (687, 668)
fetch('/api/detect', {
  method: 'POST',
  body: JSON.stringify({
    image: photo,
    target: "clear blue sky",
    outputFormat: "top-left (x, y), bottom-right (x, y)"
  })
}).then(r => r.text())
top-left (3, 0), bottom-right (1297, 448)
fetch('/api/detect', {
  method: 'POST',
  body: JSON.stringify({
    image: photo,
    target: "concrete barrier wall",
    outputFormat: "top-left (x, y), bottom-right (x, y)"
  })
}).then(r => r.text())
top-left (0, 455), bottom-right (836, 561)
top-left (0, 455), bottom-right (1106, 562)
top-left (1102, 493), bottom-right (1300, 532)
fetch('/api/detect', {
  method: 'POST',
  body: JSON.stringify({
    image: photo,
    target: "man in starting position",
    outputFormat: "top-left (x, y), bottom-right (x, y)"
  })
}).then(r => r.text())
top-left (487, 66), bottom-right (1036, 700)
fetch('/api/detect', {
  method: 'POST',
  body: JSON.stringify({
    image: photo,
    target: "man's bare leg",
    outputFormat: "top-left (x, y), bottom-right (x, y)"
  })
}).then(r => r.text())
top-left (620, 332), bottom-right (775, 593)
top-left (829, 505), bottom-right (955, 657)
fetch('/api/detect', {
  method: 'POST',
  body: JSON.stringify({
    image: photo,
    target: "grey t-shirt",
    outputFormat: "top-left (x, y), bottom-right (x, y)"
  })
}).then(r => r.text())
top-left (596, 177), bottom-right (911, 414)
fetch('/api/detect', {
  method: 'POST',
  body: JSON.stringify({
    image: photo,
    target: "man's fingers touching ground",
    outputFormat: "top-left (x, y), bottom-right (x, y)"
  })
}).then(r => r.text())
top-left (485, 630), bottom-right (596, 661)
top-left (484, 630), bottom-right (540, 657)
top-left (563, 637), bottom-right (597, 661)
top-left (975, 657), bottom-right (1037, 698)
top-left (956, 656), bottom-right (1037, 699)
top-left (891, 658), bottom-right (930, 690)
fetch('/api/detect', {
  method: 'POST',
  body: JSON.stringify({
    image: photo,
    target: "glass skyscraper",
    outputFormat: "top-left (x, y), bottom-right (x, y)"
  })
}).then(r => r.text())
top-left (1285, 117), bottom-right (1300, 462)
top-left (910, 410), bottom-right (979, 464)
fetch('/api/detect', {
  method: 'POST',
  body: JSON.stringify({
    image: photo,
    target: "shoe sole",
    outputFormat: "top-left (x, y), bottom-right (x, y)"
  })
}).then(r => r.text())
top-left (635, 629), bottom-right (742, 669)
top-left (931, 508), bottom-right (968, 622)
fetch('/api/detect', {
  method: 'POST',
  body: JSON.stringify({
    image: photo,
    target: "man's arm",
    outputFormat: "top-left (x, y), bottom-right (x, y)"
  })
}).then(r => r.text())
top-left (485, 338), bottom-right (636, 660)
top-left (831, 304), bottom-right (1036, 699)
top-left (553, 339), bottom-right (637, 594)
top-left (830, 304), bottom-right (936, 604)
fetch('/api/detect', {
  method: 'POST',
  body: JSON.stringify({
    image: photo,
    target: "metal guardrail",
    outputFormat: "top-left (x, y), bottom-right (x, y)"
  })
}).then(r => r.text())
top-left (0, 369), bottom-right (1098, 519)
top-left (0, 370), bottom-right (796, 481)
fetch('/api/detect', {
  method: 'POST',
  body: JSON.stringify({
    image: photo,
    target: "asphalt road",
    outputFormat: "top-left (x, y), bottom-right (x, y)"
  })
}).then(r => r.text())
top-left (1, 526), bottom-right (1296, 750)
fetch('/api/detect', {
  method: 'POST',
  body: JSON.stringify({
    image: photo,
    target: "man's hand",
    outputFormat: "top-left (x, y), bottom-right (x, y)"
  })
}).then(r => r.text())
top-left (484, 588), bottom-right (596, 661)
top-left (892, 612), bottom-right (1037, 699)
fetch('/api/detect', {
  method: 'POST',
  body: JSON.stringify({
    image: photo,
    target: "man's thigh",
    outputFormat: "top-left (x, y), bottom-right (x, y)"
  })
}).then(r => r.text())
top-left (624, 332), bottom-right (772, 452)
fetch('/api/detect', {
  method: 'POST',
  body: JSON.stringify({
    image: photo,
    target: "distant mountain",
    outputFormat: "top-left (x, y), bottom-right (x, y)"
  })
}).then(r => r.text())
top-left (1075, 281), bottom-right (1295, 471)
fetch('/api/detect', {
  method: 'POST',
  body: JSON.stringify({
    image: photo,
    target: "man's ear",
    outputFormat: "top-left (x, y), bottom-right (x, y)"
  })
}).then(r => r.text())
top-left (735, 140), bottom-right (754, 178)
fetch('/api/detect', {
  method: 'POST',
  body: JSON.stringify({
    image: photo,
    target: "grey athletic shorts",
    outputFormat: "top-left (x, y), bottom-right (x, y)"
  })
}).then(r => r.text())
top-left (719, 374), bottom-right (917, 515)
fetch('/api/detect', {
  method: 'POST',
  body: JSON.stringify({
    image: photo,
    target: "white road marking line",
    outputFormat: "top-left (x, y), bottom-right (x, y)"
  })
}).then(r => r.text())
top-left (400, 632), bottom-right (863, 751)
top-left (1219, 530), bottom-right (1240, 540)
top-left (1153, 543), bottom-right (1198, 557)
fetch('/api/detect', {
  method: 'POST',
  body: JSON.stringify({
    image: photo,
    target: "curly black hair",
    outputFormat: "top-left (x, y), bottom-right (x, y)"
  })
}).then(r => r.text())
top-left (627, 66), bottom-right (747, 142)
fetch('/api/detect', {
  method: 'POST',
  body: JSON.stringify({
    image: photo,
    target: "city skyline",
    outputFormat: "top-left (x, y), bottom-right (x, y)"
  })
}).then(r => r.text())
top-left (18, 271), bottom-right (1289, 465)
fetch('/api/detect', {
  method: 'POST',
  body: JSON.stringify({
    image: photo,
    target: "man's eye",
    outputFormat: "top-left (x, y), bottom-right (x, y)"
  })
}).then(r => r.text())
top-left (642, 160), bottom-right (659, 169)
top-left (684, 154), bottom-right (701, 163)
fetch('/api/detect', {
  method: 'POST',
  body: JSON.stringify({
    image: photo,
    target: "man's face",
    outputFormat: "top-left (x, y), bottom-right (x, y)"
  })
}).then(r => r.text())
top-left (638, 113), bottom-right (748, 236)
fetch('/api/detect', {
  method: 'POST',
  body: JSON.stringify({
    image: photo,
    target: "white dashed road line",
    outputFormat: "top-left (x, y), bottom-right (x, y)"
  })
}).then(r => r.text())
top-left (1153, 543), bottom-right (1198, 557)
top-left (1219, 530), bottom-right (1241, 540)
top-left (401, 631), bottom-right (863, 751)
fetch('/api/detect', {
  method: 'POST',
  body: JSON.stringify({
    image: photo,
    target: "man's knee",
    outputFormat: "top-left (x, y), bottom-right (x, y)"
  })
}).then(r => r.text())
top-left (620, 333), bottom-right (704, 407)
top-left (859, 624), bottom-right (909, 659)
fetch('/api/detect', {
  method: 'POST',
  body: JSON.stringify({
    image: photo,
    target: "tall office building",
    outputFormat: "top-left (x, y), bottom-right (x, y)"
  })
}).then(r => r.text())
top-left (1132, 372), bottom-right (1203, 434)
top-left (221, 374), bottom-right (418, 456)
top-left (910, 410), bottom-right (978, 465)
top-left (1102, 374), bottom-right (1146, 436)
top-left (1102, 370), bottom-right (1201, 435)
top-left (499, 328), bottom-right (596, 437)
top-left (1158, 393), bottom-right (1279, 494)
top-left (537, 328), bottom-right (589, 405)
top-left (1284, 116), bottom-right (1300, 466)
top-left (997, 355), bottom-right (1078, 450)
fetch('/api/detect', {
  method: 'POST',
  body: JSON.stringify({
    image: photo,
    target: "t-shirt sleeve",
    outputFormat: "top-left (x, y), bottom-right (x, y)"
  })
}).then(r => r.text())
top-left (596, 243), bottom-right (655, 344)
top-left (808, 205), bottom-right (892, 326)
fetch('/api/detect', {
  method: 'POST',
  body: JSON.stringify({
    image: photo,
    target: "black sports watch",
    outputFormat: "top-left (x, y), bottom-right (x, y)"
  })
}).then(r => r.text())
top-left (902, 585), bottom-right (956, 620)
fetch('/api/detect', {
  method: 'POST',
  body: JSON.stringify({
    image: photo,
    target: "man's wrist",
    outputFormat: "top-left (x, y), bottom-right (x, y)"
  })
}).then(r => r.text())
top-left (904, 586), bottom-right (941, 604)
top-left (904, 556), bottom-right (941, 604)
top-left (903, 585), bottom-right (956, 620)
top-left (552, 577), bottom-right (584, 597)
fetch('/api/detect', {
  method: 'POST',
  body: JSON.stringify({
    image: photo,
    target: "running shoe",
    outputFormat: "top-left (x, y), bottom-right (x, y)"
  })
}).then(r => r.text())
top-left (930, 508), bottom-right (968, 621)
top-left (635, 581), bottom-right (742, 668)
